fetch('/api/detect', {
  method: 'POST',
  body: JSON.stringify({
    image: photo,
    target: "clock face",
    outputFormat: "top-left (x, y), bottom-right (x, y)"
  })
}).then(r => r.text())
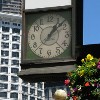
top-left (28, 13), bottom-right (71, 58)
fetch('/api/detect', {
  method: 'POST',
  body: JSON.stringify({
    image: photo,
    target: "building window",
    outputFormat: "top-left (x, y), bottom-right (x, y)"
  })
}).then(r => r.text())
top-left (0, 75), bottom-right (8, 81)
top-left (0, 92), bottom-right (7, 98)
top-left (37, 82), bottom-right (43, 89)
top-left (11, 84), bottom-right (18, 90)
top-left (12, 52), bottom-right (19, 58)
top-left (30, 97), bottom-right (35, 100)
top-left (30, 89), bottom-right (35, 95)
top-left (2, 26), bottom-right (10, 32)
top-left (30, 83), bottom-right (35, 87)
top-left (12, 28), bottom-right (20, 33)
top-left (0, 67), bottom-right (8, 73)
top-left (12, 44), bottom-right (19, 49)
top-left (1, 50), bottom-right (9, 56)
top-left (11, 68), bottom-right (19, 74)
top-left (22, 94), bottom-right (28, 100)
top-left (1, 58), bottom-right (8, 64)
top-left (11, 76), bottom-right (19, 82)
top-left (1, 42), bottom-right (9, 48)
top-left (0, 83), bottom-right (8, 89)
top-left (37, 91), bottom-right (42, 98)
top-left (22, 86), bottom-right (28, 93)
top-left (11, 60), bottom-right (19, 65)
top-left (12, 36), bottom-right (20, 42)
top-left (10, 93), bottom-right (18, 99)
top-left (2, 34), bottom-right (9, 40)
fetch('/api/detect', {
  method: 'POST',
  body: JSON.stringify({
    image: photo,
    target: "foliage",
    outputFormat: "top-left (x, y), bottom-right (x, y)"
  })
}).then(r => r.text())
top-left (65, 54), bottom-right (100, 100)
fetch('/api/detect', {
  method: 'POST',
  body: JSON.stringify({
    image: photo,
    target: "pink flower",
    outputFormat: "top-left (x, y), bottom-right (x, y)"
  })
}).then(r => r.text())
top-left (97, 65), bottom-right (100, 69)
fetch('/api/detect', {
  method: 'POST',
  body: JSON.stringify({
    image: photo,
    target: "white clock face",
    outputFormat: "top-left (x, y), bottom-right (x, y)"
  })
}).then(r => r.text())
top-left (28, 13), bottom-right (71, 58)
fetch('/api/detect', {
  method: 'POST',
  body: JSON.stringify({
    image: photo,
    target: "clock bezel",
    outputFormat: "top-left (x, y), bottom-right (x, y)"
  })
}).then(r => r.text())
top-left (21, 5), bottom-right (76, 64)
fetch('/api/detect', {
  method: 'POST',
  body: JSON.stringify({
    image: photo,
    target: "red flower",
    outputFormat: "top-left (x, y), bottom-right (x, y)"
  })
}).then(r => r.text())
top-left (64, 79), bottom-right (70, 85)
top-left (72, 96), bottom-right (78, 100)
top-left (85, 82), bottom-right (90, 86)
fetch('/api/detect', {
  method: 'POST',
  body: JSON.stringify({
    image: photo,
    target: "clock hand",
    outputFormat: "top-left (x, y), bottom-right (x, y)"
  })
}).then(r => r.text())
top-left (45, 19), bottom-right (66, 42)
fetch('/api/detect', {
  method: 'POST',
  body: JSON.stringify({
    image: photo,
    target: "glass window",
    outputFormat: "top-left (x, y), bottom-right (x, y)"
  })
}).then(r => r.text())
top-left (1, 42), bottom-right (9, 48)
top-left (30, 97), bottom-right (35, 100)
top-left (11, 76), bottom-right (19, 82)
top-left (37, 82), bottom-right (43, 89)
top-left (22, 86), bottom-right (28, 93)
top-left (1, 58), bottom-right (8, 64)
top-left (10, 93), bottom-right (18, 98)
top-left (2, 26), bottom-right (10, 32)
top-left (11, 60), bottom-right (19, 65)
top-left (12, 44), bottom-right (19, 49)
top-left (12, 28), bottom-right (20, 33)
top-left (12, 36), bottom-right (20, 42)
top-left (0, 83), bottom-right (8, 89)
top-left (0, 75), bottom-right (8, 81)
top-left (30, 83), bottom-right (35, 87)
top-left (11, 68), bottom-right (19, 74)
top-left (37, 91), bottom-right (42, 97)
top-left (30, 89), bottom-right (35, 95)
top-left (11, 84), bottom-right (18, 90)
top-left (12, 52), bottom-right (19, 58)
top-left (2, 34), bottom-right (9, 40)
top-left (22, 94), bottom-right (28, 100)
top-left (44, 89), bottom-right (49, 98)
top-left (0, 92), bottom-right (7, 98)
top-left (0, 67), bottom-right (8, 73)
top-left (1, 50), bottom-right (9, 56)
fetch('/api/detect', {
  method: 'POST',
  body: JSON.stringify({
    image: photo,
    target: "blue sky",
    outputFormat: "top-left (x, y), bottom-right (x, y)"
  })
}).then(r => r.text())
top-left (83, 0), bottom-right (100, 45)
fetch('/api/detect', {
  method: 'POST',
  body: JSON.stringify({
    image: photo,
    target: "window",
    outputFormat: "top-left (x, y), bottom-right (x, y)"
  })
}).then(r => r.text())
top-left (1, 58), bottom-right (8, 64)
top-left (0, 83), bottom-right (8, 89)
top-left (37, 91), bottom-right (42, 97)
top-left (30, 83), bottom-right (35, 87)
top-left (0, 75), bottom-right (8, 81)
top-left (12, 36), bottom-right (20, 42)
top-left (10, 93), bottom-right (18, 98)
top-left (30, 97), bottom-right (35, 100)
top-left (22, 94), bottom-right (28, 100)
top-left (22, 86), bottom-right (28, 93)
top-left (1, 42), bottom-right (9, 48)
top-left (1, 50), bottom-right (9, 56)
top-left (0, 92), bottom-right (7, 98)
top-left (0, 67), bottom-right (8, 73)
top-left (12, 44), bottom-right (19, 49)
top-left (12, 52), bottom-right (19, 58)
top-left (2, 34), bottom-right (9, 40)
top-left (12, 28), bottom-right (20, 33)
top-left (11, 84), bottom-right (18, 90)
top-left (2, 26), bottom-right (10, 32)
top-left (11, 76), bottom-right (19, 82)
top-left (30, 89), bottom-right (35, 95)
top-left (11, 68), bottom-right (19, 74)
top-left (11, 60), bottom-right (19, 65)
top-left (37, 82), bottom-right (43, 89)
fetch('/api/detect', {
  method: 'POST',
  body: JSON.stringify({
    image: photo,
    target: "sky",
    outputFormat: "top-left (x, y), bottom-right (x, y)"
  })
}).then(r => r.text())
top-left (83, 0), bottom-right (100, 45)
top-left (25, 0), bottom-right (100, 45)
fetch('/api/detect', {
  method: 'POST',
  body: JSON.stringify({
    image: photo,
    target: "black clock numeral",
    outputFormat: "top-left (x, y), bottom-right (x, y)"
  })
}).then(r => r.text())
top-left (47, 16), bottom-right (53, 22)
top-left (31, 34), bottom-right (35, 40)
top-left (65, 33), bottom-right (70, 38)
top-left (56, 47), bottom-right (61, 54)
top-left (62, 40), bottom-right (68, 47)
top-left (47, 50), bottom-right (51, 56)
top-left (39, 48), bottom-right (42, 54)
top-left (34, 25), bottom-right (39, 32)
top-left (33, 42), bottom-right (37, 48)
top-left (63, 24), bottom-right (67, 30)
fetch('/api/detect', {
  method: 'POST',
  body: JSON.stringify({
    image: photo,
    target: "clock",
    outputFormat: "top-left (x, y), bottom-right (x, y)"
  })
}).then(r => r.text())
top-left (23, 8), bottom-right (72, 62)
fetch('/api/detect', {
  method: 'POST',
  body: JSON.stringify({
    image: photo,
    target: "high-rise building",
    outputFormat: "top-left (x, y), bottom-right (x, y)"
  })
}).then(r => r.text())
top-left (0, 0), bottom-right (23, 14)
top-left (0, 12), bottom-right (45, 100)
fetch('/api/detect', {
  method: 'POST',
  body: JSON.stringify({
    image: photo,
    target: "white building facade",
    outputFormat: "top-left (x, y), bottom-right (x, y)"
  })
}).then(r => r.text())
top-left (0, 12), bottom-right (45, 100)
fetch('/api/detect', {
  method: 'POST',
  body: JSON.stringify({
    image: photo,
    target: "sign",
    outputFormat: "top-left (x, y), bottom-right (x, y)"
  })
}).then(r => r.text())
top-left (25, 0), bottom-right (71, 10)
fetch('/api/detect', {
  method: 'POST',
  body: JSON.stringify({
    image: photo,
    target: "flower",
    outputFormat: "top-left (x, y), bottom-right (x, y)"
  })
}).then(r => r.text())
top-left (65, 54), bottom-right (100, 99)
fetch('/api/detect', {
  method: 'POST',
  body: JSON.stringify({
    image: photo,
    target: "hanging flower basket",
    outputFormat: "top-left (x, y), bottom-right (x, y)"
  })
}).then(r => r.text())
top-left (65, 54), bottom-right (100, 100)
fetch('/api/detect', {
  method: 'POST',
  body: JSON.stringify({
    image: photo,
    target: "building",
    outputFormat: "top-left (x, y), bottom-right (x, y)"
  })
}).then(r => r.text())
top-left (0, 12), bottom-right (45, 100)
top-left (0, 0), bottom-right (23, 14)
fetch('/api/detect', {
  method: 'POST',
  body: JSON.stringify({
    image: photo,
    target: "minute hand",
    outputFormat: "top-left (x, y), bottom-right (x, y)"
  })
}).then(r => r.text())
top-left (46, 19), bottom-right (66, 41)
